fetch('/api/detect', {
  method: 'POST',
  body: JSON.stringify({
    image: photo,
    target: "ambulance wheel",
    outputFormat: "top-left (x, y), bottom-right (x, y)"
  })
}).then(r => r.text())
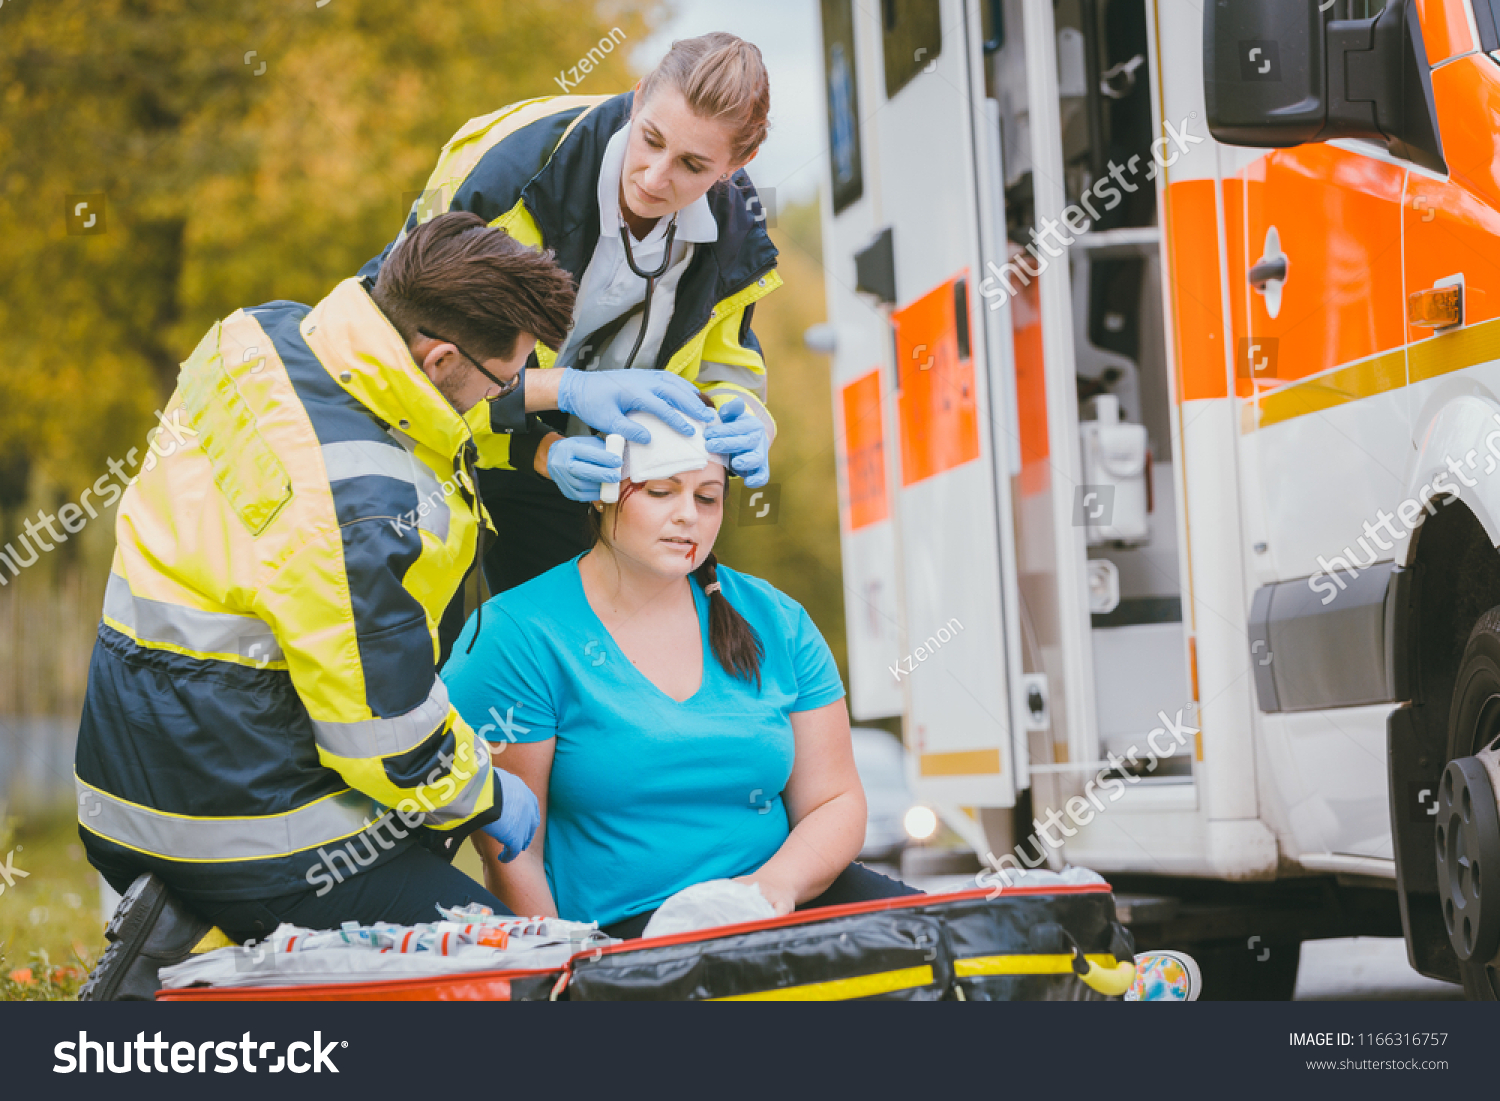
top-left (1439, 608), bottom-right (1500, 1000)
top-left (1188, 939), bottom-right (1301, 1000)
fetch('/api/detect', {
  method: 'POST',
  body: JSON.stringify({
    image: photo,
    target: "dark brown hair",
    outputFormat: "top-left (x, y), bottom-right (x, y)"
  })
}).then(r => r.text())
top-left (585, 395), bottom-right (764, 689)
top-left (372, 211), bottom-right (576, 362)
top-left (638, 32), bottom-right (771, 164)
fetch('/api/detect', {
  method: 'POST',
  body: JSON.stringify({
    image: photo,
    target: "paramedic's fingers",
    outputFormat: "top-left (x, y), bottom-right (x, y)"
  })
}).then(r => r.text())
top-left (481, 770), bottom-right (541, 863)
top-left (642, 372), bottom-right (717, 431)
top-left (704, 398), bottom-right (771, 487)
top-left (735, 455), bottom-right (771, 489)
top-left (701, 397), bottom-right (759, 450)
top-left (546, 435), bottom-right (621, 501)
top-left (555, 369), bottom-right (710, 443)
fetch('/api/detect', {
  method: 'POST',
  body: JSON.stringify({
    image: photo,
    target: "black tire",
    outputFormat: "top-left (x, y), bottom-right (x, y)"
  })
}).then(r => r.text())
top-left (1188, 939), bottom-right (1301, 1000)
top-left (1441, 608), bottom-right (1500, 1000)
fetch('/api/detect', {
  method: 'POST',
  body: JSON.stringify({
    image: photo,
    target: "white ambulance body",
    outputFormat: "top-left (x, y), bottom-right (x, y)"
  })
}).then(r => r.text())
top-left (814, 0), bottom-right (1500, 997)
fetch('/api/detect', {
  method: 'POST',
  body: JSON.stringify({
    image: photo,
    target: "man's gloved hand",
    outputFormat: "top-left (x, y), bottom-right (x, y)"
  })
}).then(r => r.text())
top-left (480, 769), bottom-right (541, 863)
top-left (556, 369), bottom-right (713, 443)
top-left (545, 435), bottom-right (621, 502)
top-left (704, 397), bottom-right (771, 487)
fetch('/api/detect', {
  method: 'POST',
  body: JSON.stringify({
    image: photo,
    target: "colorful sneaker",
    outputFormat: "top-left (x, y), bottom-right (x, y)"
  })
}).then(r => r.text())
top-left (1125, 949), bottom-right (1202, 1001)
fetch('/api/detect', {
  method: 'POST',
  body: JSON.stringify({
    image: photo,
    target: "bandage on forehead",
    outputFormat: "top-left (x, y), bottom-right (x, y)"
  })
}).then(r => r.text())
top-left (618, 411), bottom-right (727, 483)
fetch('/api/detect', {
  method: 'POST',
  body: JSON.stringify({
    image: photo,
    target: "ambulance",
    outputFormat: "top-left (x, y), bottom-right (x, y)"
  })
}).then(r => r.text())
top-left (812, 0), bottom-right (1500, 998)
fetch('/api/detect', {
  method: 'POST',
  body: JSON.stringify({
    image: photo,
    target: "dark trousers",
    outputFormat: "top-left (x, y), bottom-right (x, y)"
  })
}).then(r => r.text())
top-left (434, 467), bottom-right (591, 663)
top-left (181, 845), bottom-right (510, 944)
top-left (600, 862), bottom-right (923, 940)
top-left (476, 466), bottom-right (592, 595)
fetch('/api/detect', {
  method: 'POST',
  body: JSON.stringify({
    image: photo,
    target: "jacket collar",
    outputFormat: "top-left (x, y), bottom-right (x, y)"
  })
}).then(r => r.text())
top-left (522, 92), bottom-right (779, 303)
top-left (300, 277), bottom-right (470, 460)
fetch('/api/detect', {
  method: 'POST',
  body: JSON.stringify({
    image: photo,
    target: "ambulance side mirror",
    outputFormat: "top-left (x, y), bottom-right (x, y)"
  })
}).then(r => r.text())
top-left (1203, 0), bottom-right (1445, 175)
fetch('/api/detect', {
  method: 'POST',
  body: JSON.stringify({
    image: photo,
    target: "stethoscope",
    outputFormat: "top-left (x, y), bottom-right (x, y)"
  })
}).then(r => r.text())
top-left (616, 213), bottom-right (678, 372)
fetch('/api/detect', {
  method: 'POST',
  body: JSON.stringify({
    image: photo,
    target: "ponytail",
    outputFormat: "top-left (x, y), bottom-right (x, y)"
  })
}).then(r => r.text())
top-left (693, 551), bottom-right (764, 690)
top-left (638, 32), bottom-right (771, 164)
top-left (585, 501), bottom-right (764, 691)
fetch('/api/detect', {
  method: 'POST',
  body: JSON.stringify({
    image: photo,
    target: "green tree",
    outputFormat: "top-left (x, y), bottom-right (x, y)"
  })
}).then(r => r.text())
top-left (0, 0), bottom-right (658, 496)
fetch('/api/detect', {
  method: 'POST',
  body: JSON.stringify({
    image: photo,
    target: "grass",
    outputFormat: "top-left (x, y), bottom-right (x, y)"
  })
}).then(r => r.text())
top-left (0, 810), bottom-right (493, 1002)
top-left (0, 810), bottom-right (107, 1001)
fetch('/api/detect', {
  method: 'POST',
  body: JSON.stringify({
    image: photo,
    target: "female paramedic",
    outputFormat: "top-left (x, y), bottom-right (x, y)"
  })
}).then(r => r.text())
top-left (442, 406), bottom-right (920, 938)
top-left (361, 32), bottom-right (781, 598)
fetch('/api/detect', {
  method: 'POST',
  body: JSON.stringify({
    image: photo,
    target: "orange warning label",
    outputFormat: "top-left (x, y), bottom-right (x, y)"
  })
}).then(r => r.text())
top-left (841, 369), bottom-right (888, 531)
top-left (893, 272), bottom-right (980, 486)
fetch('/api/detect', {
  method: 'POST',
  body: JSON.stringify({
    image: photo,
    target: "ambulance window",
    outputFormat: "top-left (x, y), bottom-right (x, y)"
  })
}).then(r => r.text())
top-left (880, 0), bottom-right (942, 99)
top-left (820, 0), bottom-right (864, 213)
top-left (1056, 0), bottom-right (1155, 230)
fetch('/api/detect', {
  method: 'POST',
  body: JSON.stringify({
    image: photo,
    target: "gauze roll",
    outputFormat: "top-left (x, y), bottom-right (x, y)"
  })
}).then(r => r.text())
top-left (617, 410), bottom-right (729, 484)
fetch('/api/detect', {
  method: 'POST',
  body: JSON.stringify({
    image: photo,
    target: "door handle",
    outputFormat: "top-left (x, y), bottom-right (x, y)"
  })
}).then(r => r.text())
top-left (1249, 256), bottom-right (1288, 291)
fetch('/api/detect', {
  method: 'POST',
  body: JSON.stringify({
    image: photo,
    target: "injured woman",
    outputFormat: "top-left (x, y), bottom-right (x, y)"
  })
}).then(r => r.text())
top-left (442, 404), bottom-right (919, 938)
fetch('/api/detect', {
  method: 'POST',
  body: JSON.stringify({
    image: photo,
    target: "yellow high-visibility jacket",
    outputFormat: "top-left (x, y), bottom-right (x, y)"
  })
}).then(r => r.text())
top-left (76, 277), bottom-right (517, 902)
top-left (359, 92), bottom-right (783, 467)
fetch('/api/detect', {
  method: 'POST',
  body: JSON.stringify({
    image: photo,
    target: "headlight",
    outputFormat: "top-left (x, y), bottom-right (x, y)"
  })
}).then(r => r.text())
top-left (903, 805), bottom-right (938, 841)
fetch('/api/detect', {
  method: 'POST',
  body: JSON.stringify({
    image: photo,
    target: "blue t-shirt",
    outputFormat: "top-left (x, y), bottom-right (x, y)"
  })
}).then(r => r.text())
top-left (441, 553), bottom-right (846, 927)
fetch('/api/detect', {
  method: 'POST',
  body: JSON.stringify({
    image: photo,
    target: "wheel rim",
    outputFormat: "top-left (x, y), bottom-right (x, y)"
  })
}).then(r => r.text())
top-left (1435, 755), bottom-right (1500, 965)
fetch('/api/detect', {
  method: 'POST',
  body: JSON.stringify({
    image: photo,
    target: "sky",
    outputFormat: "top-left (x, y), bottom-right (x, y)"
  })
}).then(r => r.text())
top-left (633, 0), bottom-right (826, 207)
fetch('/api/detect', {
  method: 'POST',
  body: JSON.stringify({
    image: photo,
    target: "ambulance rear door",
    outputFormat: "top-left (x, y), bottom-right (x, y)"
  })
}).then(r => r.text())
top-left (868, 0), bottom-right (1026, 809)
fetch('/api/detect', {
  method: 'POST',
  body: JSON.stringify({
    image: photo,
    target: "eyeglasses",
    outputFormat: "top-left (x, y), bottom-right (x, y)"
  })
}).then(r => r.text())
top-left (417, 328), bottom-right (521, 399)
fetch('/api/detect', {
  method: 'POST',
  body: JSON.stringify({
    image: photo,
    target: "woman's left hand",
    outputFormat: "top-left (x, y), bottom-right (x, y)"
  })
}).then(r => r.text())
top-left (704, 398), bottom-right (771, 487)
top-left (735, 872), bottom-right (796, 916)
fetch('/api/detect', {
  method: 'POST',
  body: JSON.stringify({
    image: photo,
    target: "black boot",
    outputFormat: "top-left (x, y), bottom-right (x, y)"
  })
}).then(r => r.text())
top-left (78, 873), bottom-right (211, 1001)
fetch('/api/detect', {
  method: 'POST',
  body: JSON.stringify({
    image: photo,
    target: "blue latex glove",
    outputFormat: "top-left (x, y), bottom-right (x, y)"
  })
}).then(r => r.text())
top-left (546, 435), bottom-right (621, 502)
top-left (703, 397), bottom-right (771, 487)
top-left (480, 769), bottom-right (540, 863)
top-left (556, 368), bottom-right (713, 443)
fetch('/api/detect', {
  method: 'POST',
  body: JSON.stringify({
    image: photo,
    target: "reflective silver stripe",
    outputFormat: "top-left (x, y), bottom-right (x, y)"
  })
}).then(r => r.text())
top-left (321, 439), bottom-right (416, 483)
top-left (700, 379), bottom-right (776, 442)
top-left (76, 778), bottom-right (379, 862)
top-left (422, 754), bottom-right (493, 826)
top-left (697, 359), bottom-right (768, 402)
top-left (313, 678), bottom-right (451, 760)
top-left (103, 573), bottom-right (283, 664)
top-left (321, 439), bottom-right (450, 541)
top-left (387, 434), bottom-right (453, 543)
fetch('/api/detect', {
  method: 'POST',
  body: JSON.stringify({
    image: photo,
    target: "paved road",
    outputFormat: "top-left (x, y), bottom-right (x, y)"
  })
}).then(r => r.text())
top-left (1293, 937), bottom-right (1462, 1001)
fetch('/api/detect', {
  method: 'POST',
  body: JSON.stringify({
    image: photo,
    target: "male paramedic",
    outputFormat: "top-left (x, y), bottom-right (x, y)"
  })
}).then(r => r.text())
top-left (75, 211), bottom-right (717, 1000)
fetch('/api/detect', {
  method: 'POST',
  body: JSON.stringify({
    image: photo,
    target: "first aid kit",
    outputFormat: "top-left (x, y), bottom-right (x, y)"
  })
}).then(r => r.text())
top-left (155, 908), bottom-right (611, 1002)
top-left (155, 884), bottom-right (1135, 1001)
